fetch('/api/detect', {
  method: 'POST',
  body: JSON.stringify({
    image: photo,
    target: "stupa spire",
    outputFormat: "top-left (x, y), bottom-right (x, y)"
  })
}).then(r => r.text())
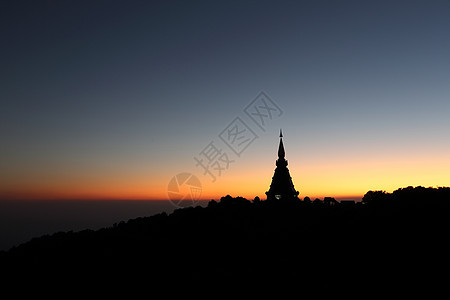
top-left (266, 130), bottom-right (299, 201)
top-left (278, 129), bottom-right (285, 159)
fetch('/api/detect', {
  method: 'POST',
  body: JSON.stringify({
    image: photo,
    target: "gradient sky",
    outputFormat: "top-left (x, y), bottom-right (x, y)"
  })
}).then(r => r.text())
top-left (1, 0), bottom-right (450, 201)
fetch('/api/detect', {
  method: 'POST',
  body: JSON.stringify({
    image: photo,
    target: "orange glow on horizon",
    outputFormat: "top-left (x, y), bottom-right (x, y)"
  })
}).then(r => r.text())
top-left (2, 150), bottom-right (449, 201)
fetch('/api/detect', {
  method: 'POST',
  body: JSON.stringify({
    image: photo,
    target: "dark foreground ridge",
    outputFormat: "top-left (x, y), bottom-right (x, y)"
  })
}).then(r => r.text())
top-left (1, 186), bottom-right (450, 289)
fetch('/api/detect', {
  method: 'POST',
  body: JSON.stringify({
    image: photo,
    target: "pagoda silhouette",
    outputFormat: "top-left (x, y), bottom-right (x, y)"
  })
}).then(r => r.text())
top-left (266, 129), bottom-right (299, 201)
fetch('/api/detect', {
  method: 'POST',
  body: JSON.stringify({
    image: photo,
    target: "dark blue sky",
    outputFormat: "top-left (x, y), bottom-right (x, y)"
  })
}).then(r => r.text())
top-left (1, 0), bottom-right (450, 200)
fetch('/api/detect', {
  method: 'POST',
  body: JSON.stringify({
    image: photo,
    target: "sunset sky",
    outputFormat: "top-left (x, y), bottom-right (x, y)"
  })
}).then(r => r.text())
top-left (1, 0), bottom-right (450, 201)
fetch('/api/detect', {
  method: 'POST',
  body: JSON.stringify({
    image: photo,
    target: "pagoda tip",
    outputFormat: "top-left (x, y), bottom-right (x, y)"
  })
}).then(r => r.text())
top-left (279, 129), bottom-right (283, 138)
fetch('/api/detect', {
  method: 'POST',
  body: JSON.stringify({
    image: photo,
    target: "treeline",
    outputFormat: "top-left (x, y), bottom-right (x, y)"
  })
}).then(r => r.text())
top-left (363, 185), bottom-right (450, 206)
top-left (1, 186), bottom-right (449, 289)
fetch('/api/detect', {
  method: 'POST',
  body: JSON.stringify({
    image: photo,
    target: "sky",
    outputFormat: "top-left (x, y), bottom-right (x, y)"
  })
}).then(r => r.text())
top-left (1, 0), bottom-right (450, 201)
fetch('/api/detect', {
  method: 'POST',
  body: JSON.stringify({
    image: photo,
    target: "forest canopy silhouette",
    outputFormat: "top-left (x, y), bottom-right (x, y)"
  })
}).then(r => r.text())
top-left (1, 186), bottom-right (449, 287)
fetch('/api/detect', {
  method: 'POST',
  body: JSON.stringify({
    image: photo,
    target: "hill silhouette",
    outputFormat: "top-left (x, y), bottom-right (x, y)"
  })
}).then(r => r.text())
top-left (1, 186), bottom-right (449, 291)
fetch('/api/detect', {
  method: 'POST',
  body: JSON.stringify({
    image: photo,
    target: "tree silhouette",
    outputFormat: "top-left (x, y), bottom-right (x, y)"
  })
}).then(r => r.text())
top-left (1, 186), bottom-right (449, 290)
